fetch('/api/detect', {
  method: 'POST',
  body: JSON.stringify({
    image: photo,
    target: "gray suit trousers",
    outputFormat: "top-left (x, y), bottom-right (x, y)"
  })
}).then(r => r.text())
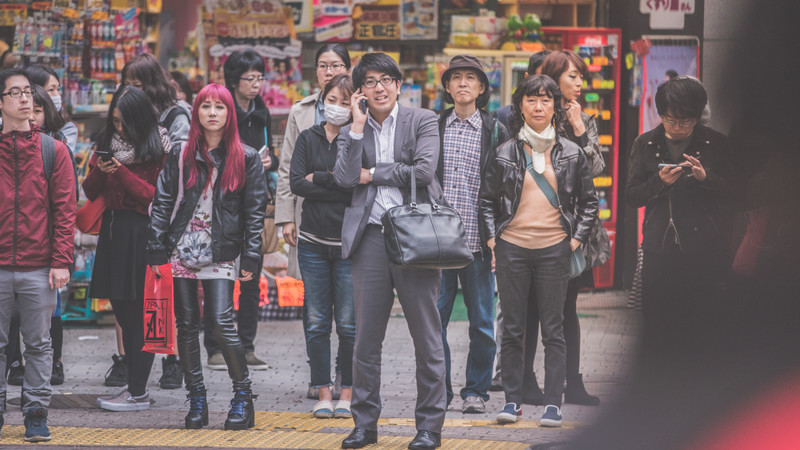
top-left (350, 226), bottom-right (447, 433)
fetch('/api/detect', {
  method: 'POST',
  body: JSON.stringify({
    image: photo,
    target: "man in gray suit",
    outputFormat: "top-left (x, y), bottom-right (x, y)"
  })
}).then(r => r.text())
top-left (333, 53), bottom-right (446, 450)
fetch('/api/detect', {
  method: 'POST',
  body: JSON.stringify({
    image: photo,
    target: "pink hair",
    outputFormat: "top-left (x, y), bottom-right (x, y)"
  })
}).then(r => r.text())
top-left (183, 83), bottom-right (245, 193)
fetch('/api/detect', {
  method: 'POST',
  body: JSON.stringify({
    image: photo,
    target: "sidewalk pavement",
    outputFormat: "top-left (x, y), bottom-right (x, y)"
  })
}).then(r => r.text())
top-left (1, 290), bottom-right (641, 449)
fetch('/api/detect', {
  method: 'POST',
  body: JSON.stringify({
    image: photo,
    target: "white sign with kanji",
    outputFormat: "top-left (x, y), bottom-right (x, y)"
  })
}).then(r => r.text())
top-left (640, 0), bottom-right (695, 30)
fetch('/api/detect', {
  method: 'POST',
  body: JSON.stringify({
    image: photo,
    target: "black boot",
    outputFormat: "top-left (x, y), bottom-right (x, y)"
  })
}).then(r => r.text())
top-left (224, 388), bottom-right (256, 430)
top-left (564, 374), bottom-right (600, 406)
top-left (185, 385), bottom-right (208, 429)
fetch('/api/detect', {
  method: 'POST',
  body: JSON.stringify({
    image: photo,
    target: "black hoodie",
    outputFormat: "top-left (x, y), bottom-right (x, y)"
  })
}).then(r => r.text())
top-left (235, 94), bottom-right (278, 170)
top-left (289, 124), bottom-right (353, 240)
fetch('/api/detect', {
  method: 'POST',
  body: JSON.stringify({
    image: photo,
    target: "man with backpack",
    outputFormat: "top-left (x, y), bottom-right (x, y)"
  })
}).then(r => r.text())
top-left (0, 68), bottom-right (76, 442)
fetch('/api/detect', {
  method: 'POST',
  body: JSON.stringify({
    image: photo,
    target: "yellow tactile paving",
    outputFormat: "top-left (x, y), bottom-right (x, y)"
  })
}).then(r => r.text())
top-left (0, 425), bottom-right (529, 449)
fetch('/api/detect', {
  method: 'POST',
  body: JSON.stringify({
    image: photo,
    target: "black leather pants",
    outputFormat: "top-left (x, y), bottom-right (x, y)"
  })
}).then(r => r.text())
top-left (174, 278), bottom-right (251, 391)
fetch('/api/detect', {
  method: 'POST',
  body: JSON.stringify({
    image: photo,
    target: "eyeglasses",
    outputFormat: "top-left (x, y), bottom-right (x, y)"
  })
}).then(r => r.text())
top-left (317, 63), bottom-right (346, 72)
top-left (362, 77), bottom-right (397, 89)
top-left (661, 117), bottom-right (697, 128)
top-left (240, 75), bottom-right (268, 84)
top-left (1, 89), bottom-right (32, 99)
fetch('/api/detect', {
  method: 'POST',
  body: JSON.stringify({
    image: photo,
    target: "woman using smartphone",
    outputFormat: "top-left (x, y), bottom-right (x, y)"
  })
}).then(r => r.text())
top-left (83, 86), bottom-right (172, 412)
top-left (290, 74), bottom-right (355, 419)
top-left (147, 83), bottom-right (268, 430)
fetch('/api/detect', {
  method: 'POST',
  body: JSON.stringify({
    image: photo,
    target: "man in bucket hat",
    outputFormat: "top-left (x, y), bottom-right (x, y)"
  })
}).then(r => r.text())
top-left (435, 54), bottom-right (509, 414)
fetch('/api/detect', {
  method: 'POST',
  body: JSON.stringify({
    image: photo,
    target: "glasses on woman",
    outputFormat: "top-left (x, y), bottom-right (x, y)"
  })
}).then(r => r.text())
top-left (362, 77), bottom-right (397, 89)
top-left (317, 63), bottom-right (346, 72)
top-left (240, 75), bottom-right (268, 84)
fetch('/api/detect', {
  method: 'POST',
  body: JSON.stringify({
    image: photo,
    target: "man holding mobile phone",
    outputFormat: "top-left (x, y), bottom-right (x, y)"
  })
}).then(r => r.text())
top-left (626, 76), bottom-right (733, 357)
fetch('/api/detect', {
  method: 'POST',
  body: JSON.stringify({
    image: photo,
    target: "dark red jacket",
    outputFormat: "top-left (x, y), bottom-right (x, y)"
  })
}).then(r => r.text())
top-left (0, 124), bottom-right (76, 270)
top-left (82, 153), bottom-right (163, 217)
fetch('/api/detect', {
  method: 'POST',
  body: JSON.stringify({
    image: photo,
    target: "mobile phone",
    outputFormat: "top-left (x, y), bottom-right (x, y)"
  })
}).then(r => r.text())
top-left (258, 145), bottom-right (268, 158)
top-left (657, 163), bottom-right (682, 170)
top-left (360, 99), bottom-right (367, 114)
top-left (94, 150), bottom-right (112, 162)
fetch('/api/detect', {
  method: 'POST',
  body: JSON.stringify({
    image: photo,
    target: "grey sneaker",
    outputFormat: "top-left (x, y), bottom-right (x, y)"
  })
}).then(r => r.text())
top-left (245, 352), bottom-right (269, 370)
top-left (207, 352), bottom-right (227, 371)
top-left (98, 390), bottom-right (150, 412)
top-left (97, 389), bottom-right (129, 405)
top-left (462, 395), bottom-right (486, 414)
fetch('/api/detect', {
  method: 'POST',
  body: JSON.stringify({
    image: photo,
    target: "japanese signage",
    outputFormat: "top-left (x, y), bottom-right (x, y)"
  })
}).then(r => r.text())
top-left (354, 4), bottom-right (400, 40)
top-left (0, 4), bottom-right (26, 26)
top-left (640, 0), bottom-right (695, 30)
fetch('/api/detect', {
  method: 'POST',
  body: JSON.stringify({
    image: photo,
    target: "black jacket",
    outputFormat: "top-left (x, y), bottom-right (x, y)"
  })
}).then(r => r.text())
top-left (147, 143), bottom-right (268, 275)
top-left (236, 94), bottom-right (278, 171)
top-left (437, 108), bottom-right (509, 253)
top-left (626, 124), bottom-right (732, 254)
top-left (478, 135), bottom-right (598, 245)
top-left (290, 124), bottom-right (353, 240)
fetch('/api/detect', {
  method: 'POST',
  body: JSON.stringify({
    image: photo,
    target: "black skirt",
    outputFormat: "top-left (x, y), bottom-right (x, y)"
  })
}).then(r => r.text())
top-left (90, 209), bottom-right (150, 301)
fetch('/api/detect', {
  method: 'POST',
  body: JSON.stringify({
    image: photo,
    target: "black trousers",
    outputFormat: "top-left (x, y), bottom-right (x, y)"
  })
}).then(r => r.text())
top-left (109, 297), bottom-right (154, 397)
top-left (175, 278), bottom-right (250, 390)
top-left (204, 255), bottom-right (262, 355)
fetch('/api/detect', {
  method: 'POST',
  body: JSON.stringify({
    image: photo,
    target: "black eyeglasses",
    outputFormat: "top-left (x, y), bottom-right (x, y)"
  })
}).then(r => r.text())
top-left (240, 75), bottom-right (268, 84)
top-left (1, 89), bottom-right (32, 99)
top-left (362, 77), bottom-right (397, 89)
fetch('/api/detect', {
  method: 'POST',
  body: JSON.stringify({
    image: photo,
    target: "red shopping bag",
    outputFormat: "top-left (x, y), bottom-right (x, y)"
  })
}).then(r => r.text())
top-left (142, 264), bottom-right (175, 354)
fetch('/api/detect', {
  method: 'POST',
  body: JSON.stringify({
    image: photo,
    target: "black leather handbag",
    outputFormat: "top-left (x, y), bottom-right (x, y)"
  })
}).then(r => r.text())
top-left (381, 174), bottom-right (474, 269)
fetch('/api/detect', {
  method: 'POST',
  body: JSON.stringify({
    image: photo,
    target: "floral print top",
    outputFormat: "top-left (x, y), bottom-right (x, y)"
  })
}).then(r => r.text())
top-left (171, 167), bottom-right (238, 280)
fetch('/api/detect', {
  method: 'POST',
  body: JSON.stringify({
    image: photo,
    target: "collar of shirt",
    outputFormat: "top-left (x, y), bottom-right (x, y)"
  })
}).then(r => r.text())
top-left (446, 108), bottom-right (482, 130)
top-left (315, 94), bottom-right (326, 126)
top-left (367, 102), bottom-right (399, 133)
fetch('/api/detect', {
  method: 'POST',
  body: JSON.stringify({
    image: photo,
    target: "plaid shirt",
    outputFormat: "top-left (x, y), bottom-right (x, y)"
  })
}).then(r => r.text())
top-left (443, 109), bottom-right (483, 252)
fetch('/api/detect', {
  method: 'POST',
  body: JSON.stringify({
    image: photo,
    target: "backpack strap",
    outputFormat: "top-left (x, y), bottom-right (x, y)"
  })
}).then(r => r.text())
top-left (40, 133), bottom-right (56, 181)
top-left (161, 105), bottom-right (189, 131)
top-left (491, 119), bottom-right (498, 150)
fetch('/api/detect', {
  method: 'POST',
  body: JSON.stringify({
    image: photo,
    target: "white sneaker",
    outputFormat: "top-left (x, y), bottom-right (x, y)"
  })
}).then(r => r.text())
top-left (98, 390), bottom-right (150, 412)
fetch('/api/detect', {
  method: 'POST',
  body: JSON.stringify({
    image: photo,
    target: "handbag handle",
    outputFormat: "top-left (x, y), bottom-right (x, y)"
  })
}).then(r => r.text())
top-left (408, 168), bottom-right (438, 211)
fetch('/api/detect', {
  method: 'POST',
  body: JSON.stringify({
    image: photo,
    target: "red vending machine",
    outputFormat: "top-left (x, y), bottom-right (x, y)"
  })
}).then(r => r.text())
top-left (541, 27), bottom-right (622, 289)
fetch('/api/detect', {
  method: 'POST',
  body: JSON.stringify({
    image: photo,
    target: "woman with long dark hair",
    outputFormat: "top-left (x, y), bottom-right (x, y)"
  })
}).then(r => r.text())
top-left (84, 86), bottom-right (172, 411)
top-left (290, 74), bottom-right (355, 418)
top-left (479, 75), bottom-right (597, 427)
top-left (147, 83), bottom-right (268, 430)
top-left (25, 64), bottom-right (77, 152)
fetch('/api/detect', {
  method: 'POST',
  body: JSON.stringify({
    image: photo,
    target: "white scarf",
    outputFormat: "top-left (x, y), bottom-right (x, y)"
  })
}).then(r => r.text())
top-left (518, 122), bottom-right (555, 174)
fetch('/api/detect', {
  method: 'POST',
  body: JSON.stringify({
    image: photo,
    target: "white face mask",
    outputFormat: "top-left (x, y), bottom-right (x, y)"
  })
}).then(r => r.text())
top-left (324, 103), bottom-right (351, 126)
top-left (51, 94), bottom-right (62, 111)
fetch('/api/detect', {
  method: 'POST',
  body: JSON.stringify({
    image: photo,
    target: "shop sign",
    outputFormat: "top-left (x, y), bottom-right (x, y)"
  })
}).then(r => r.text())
top-left (354, 4), bottom-right (400, 40)
top-left (214, 11), bottom-right (292, 39)
top-left (576, 34), bottom-right (607, 47)
top-left (315, 16), bottom-right (352, 41)
top-left (204, 0), bottom-right (284, 14)
top-left (640, 0), bottom-right (695, 30)
top-left (284, 0), bottom-right (313, 33)
top-left (0, 4), bottom-right (26, 26)
top-left (316, 0), bottom-right (352, 17)
top-left (400, 0), bottom-right (437, 40)
top-left (32, 2), bottom-right (52, 10)
top-left (53, 0), bottom-right (77, 9)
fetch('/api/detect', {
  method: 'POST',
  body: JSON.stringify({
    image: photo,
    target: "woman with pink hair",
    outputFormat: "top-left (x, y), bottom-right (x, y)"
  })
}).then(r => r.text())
top-left (147, 83), bottom-right (268, 430)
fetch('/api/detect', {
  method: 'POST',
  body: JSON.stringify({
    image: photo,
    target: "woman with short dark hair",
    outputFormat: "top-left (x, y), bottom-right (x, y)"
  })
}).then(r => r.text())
top-left (479, 75), bottom-right (597, 427)
top-left (84, 86), bottom-right (172, 412)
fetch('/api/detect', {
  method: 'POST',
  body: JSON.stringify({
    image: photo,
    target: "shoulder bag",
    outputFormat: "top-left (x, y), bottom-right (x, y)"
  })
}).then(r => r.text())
top-left (381, 173), bottom-right (473, 270)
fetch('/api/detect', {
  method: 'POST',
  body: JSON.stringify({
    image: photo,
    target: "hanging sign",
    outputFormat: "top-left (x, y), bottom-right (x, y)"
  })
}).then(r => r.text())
top-left (354, 3), bottom-right (400, 40)
top-left (0, 4), bottom-right (26, 26)
top-left (640, 0), bottom-right (695, 30)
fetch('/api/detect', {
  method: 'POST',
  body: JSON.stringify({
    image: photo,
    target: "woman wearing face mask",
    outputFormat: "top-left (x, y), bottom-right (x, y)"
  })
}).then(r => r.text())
top-left (289, 74), bottom-right (355, 419)
top-left (25, 64), bottom-right (77, 153)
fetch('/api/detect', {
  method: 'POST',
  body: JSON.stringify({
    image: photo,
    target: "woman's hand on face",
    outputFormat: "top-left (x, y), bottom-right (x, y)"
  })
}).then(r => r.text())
top-left (682, 153), bottom-right (707, 181)
top-left (97, 157), bottom-right (121, 174)
top-left (566, 101), bottom-right (585, 135)
top-left (239, 270), bottom-right (253, 282)
top-left (350, 89), bottom-right (368, 134)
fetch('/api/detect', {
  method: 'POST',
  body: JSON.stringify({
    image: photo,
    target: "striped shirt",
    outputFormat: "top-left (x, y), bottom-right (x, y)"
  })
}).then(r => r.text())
top-left (443, 109), bottom-right (483, 252)
top-left (367, 103), bottom-right (403, 225)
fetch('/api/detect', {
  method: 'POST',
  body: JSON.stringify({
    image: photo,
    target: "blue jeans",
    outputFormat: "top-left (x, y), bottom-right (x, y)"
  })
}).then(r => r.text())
top-left (437, 251), bottom-right (496, 403)
top-left (297, 240), bottom-right (355, 388)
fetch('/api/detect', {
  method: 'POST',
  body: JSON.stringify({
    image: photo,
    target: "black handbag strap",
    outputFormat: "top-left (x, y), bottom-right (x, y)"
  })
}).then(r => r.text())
top-left (524, 149), bottom-right (571, 235)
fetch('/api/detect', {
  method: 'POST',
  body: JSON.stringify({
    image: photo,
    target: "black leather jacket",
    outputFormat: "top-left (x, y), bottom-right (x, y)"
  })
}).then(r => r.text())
top-left (479, 136), bottom-right (598, 245)
top-left (626, 124), bottom-right (732, 254)
top-left (147, 143), bottom-right (268, 275)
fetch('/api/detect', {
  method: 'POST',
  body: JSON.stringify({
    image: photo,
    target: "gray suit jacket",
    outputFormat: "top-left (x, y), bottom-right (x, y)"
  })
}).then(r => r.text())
top-left (333, 105), bottom-right (443, 259)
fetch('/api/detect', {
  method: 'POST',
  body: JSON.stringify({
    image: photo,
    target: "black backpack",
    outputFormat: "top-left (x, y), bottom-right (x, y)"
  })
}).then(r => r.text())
top-left (40, 133), bottom-right (56, 180)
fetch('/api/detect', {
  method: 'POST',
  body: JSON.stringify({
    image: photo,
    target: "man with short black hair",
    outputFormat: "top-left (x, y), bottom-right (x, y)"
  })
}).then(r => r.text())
top-left (436, 54), bottom-right (509, 414)
top-left (334, 53), bottom-right (446, 450)
top-left (0, 68), bottom-right (76, 442)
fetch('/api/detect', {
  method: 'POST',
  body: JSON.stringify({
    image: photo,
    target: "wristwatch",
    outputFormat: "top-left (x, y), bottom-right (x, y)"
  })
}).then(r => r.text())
top-left (369, 167), bottom-right (375, 181)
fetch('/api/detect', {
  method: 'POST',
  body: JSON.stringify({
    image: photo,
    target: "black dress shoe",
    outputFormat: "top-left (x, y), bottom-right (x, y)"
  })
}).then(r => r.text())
top-left (342, 427), bottom-right (378, 448)
top-left (408, 430), bottom-right (441, 449)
